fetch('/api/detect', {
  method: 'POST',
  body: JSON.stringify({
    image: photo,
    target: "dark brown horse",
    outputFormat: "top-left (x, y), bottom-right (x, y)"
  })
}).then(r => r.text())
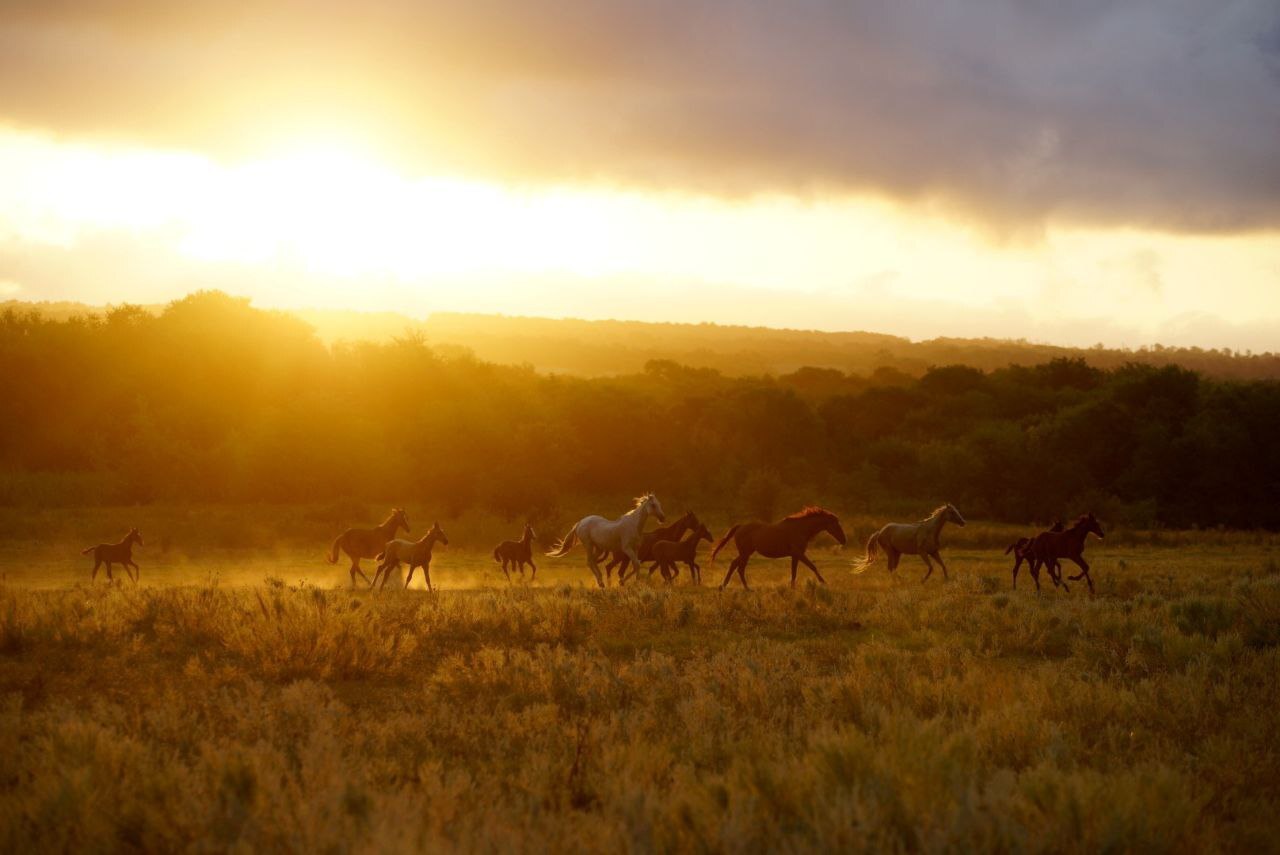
top-left (372, 522), bottom-right (448, 591)
top-left (1028, 513), bottom-right (1105, 594)
top-left (712, 507), bottom-right (847, 590)
top-left (328, 508), bottom-right (410, 587)
top-left (649, 522), bottom-right (714, 584)
top-left (604, 509), bottom-right (700, 583)
top-left (1006, 520), bottom-right (1063, 592)
top-left (81, 527), bottom-right (143, 582)
top-left (493, 523), bottom-right (537, 581)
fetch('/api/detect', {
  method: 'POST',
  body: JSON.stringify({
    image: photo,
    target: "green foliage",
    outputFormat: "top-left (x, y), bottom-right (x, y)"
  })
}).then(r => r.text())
top-left (2, 293), bottom-right (1279, 528)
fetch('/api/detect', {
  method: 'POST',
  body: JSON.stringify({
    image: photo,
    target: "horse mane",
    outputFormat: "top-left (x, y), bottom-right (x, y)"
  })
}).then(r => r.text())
top-left (922, 505), bottom-right (953, 522)
top-left (632, 493), bottom-right (656, 508)
top-left (785, 506), bottom-right (835, 521)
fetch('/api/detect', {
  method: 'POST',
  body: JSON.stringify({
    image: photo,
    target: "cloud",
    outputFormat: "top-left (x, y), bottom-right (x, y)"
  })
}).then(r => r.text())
top-left (0, 1), bottom-right (1278, 232)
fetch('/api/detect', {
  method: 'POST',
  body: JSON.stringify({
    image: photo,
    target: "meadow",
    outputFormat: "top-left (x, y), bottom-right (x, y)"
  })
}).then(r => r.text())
top-left (2, 506), bottom-right (1279, 852)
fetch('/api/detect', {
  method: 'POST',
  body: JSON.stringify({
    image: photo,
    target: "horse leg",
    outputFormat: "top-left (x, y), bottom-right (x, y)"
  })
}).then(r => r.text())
top-left (887, 549), bottom-right (900, 574)
top-left (382, 562), bottom-right (398, 590)
top-left (127, 560), bottom-right (140, 583)
top-left (720, 555), bottom-right (742, 590)
top-left (106, 562), bottom-right (115, 582)
top-left (623, 547), bottom-right (644, 585)
top-left (424, 562), bottom-right (434, 593)
top-left (91, 559), bottom-right (101, 581)
top-left (799, 554), bottom-right (826, 585)
top-left (691, 561), bottom-right (701, 585)
top-left (527, 559), bottom-right (537, 581)
top-left (501, 559), bottom-right (512, 582)
top-left (931, 551), bottom-right (949, 580)
top-left (920, 554), bottom-right (935, 583)
top-left (1067, 557), bottom-right (1093, 593)
top-left (585, 550), bottom-right (605, 589)
top-left (350, 558), bottom-right (371, 588)
top-left (736, 558), bottom-right (750, 590)
top-left (1012, 554), bottom-right (1020, 590)
top-left (790, 557), bottom-right (799, 589)
top-left (404, 565), bottom-right (415, 589)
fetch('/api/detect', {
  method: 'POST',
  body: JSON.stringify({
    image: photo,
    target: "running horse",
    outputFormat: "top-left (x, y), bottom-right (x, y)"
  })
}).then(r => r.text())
top-left (493, 522), bottom-right (538, 582)
top-left (1007, 520), bottom-right (1063, 592)
top-left (602, 509), bottom-right (701, 583)
top-left (547, 494), bottom-right (666, 588)
top-left (81, 527), bottom-right (143, 582)
top-left (650, 521), bottom-right (715, 584)
top-left (1028, 513), bottom-right (1105, 594)
top-left (711, 507), bottom-right (847, 590)
top-left (328, 508), bottom-right (410, 587)
top-left (372, 521), bottom-right (448, 591)
top-left (853, 504), bottom-right (966, 581)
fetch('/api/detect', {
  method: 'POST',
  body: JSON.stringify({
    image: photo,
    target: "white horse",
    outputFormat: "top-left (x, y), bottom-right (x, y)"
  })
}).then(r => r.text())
top-left (853, 504), bottom-right (966, 581)
top-left (547, 494), bottom-right (666, 588)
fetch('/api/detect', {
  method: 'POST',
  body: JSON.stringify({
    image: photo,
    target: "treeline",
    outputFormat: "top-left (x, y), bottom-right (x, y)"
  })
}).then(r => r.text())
top-left (9, 298), bottom-right (1280, 381)
top-left (2, 291), bottom-right (1278, 528)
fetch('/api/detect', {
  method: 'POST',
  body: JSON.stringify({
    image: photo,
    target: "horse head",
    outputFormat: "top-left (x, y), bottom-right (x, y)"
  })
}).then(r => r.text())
top-left (640, 493), bottom-right (666, 523)
top-left (1082, 512), bottom-right (1104, 539)
top-left (825, 514), bottom-right (848, 546)
top-left (393, 508), bottom-right (411, 533)
top-left (945, 504), bottom-right (966, 527)
top-left (523, 522), bottom-right (536, 542)
top-left (694, 522), bottom-right (714, 544)
top-left (129, 527), bottom-right (143, 546)
top-left (428, 520), bottom-right (448, 546)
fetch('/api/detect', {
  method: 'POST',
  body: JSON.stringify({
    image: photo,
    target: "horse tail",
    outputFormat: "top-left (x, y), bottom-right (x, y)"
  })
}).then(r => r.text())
top-left (851, 531), bottom-right (880, 574)
top-left (547, 528), bottom-right (579, 557)
top-left (1004, 539), bottom-right (1021, 555)
top-left (710, 525), bottom-right (741, 562)
top-left (493, 546), bottom-right (502, 563)
top-left (327, 534), bottom-right (342, 564)
top-left (80, 545), bottom-right (94, 555)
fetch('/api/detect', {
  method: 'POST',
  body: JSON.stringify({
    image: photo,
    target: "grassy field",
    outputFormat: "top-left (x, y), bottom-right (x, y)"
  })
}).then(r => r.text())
top-left (2, 509), bottom-right (1279, 851)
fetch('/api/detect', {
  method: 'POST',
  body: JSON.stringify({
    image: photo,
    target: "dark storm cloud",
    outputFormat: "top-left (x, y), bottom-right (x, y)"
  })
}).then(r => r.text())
top-left (1, 1), bottom-right (1278, 231)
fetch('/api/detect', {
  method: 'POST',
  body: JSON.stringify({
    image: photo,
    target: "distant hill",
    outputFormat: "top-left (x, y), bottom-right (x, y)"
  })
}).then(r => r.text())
top-left (5, 299), bottom-right (1277, 380)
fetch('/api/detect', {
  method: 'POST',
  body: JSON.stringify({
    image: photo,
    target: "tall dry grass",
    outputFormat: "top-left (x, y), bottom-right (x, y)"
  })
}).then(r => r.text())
top-left (2, 544), bottom-right (1279, 851)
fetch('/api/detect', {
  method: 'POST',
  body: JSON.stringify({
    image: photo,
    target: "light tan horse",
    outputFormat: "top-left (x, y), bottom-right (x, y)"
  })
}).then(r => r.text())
top-left (854, 504), bottom-right (966, 581)
top-left (328, 508), bottom-right (409, 587)
top-left (81, 528), bottom-right (143, 582)
top-left (372, 522), bottom-right (448, 591)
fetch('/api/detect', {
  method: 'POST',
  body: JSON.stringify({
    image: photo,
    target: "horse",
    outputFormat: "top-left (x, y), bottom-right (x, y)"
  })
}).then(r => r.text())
top-left (853, 504), bottom-right (966, 582)
top-left (81, 528), bottom-right (143, 582)
top-left (547, 494), bottom-right (666, 588)
top-left (372, 521), bottom-right (448, 591)
top-left (493, 523), bottom-right (537, 581)
top-left (650, 522), bottom-right (714, 584)
top-left (603, 509), bottom-right (700, 583)
top-left (328, 508), bottom-right (409, 587)
top-left (711, 507), bottom-right (847, 590)
top-left (1006, 520), bottom-right (1064, 592)
top-left (1028, 513), bottom-right (1105, 594)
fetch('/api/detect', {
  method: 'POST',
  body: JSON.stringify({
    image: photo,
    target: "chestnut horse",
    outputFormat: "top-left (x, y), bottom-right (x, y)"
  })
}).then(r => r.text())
top-left (493, 523), bottom-right (537, 581)
top-left (328, 508), bottom-right (409, 587)
top-left (81, 528), bottom-right (143, 582)
top-left (853, 504), bottom-right (965, 582)
top-left (650, 522), bottom-right (714, 584)
top-left (1007, 520), bottom-right (1063, 592)
top-left (1028, 513), bottom-right (1105, 594)
top-left (711, 507), bottom-right (847, 590)
top-left (372, 521), bottom-right (448, 591)
top-left (605, 509), bottom-right (700, 583)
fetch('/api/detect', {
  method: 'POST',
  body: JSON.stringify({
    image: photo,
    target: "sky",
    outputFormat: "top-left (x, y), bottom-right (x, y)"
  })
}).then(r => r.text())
top-left (1, 1), bottom-right (1278, 350)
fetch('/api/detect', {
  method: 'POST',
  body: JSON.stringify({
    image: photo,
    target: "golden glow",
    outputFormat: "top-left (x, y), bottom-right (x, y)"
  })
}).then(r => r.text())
top-left (1, 126), bottom-right (1278, 350)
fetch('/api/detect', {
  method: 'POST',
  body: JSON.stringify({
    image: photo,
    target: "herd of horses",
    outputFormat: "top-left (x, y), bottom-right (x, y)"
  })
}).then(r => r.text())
top-left (81, 497), bottom-right (1105, 594)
